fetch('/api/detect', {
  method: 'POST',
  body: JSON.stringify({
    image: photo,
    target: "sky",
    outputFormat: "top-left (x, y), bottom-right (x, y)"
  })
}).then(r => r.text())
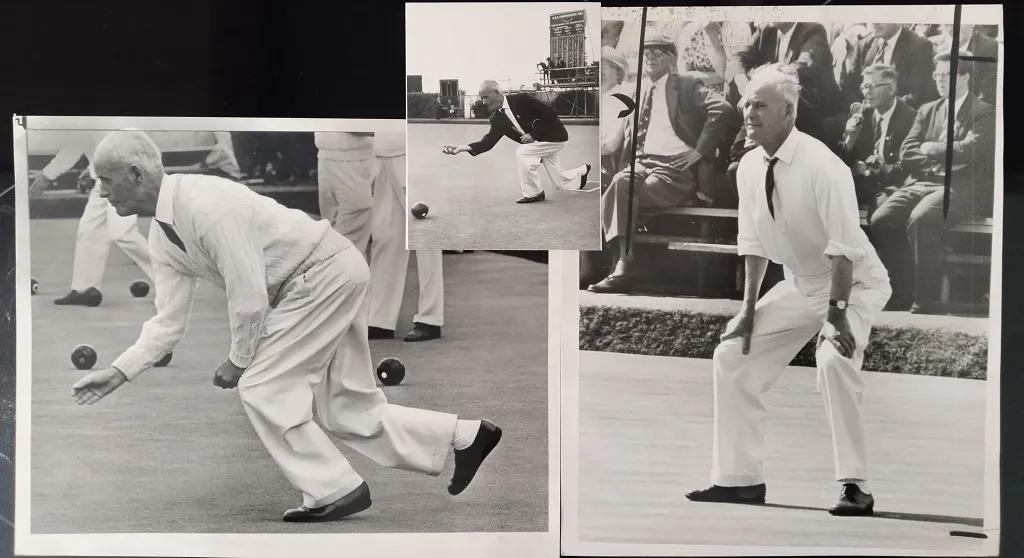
top-left (406, 2), bottom-right (601, 95)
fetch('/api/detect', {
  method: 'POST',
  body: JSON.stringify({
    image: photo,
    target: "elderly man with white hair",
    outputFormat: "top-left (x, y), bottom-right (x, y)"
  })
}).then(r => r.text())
top-left (442, 79), bottom-right (592, 203)
top-left (70, 129), bottom-right (502, 522)
top-left (684, 64), bottom-right (891, 517)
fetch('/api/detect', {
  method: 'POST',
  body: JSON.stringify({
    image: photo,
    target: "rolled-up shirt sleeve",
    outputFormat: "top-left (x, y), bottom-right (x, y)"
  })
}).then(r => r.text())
top-left (111, 255), bottom-right (198, 381)
top-left (198, 207), bottom-right (269, 368)
top-left (41, 135), bottom-right (90, 181)
top-left (814, 161), bottom-right (867, 262)
top-left (735, 162), bottom-right (768, 259)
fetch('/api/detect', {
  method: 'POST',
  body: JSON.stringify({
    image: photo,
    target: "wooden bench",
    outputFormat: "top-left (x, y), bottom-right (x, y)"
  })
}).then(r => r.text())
top-left (636, 206), bottom-right (993, 306)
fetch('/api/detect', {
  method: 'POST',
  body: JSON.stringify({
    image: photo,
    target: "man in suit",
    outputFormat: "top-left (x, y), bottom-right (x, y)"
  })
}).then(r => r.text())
top-left (71, 129), bottom-right (502, 521)
top-left (869, 52), bottom-right (995, 313)
top-left (28, 130), bottom-right (154, 307)
top-left (833, 64), bottom-right (918, 216)
top-left (854, 24), bottom-right (938, 109)
top-left (586, 34), bottom-right (741, 294)
top-left (956, 24), bottom-right (999, 105)
top-left (442, 80), bottom-right (592, 204)
top-left (726, 22), bottom-right (844, 117)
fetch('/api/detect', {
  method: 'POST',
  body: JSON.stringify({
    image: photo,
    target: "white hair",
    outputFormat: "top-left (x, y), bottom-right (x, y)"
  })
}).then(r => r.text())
top-left (479, 79), bottom-right (501, 94)
top-left (93, 128), bottom-right (164, 178)
top-left (745, 63), bottom-right (801, 115)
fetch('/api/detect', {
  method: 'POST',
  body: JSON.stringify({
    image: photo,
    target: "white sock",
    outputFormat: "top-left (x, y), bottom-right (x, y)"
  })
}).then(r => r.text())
top-left (452, 419), bottom-right (481, 450)
top-left (841, 479), bottom-right (871, 495)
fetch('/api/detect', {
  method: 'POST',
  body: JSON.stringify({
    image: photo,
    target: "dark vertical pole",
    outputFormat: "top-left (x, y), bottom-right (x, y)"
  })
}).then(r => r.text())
top-left (943, 5), bottom-right (963, 220)
top-left (623, 7), bottom-right (648, 258)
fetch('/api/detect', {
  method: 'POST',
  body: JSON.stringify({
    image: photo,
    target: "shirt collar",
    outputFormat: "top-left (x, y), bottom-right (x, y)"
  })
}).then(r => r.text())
top-left (874, 101), bottom-right (897, 122)
top-left (954, 91), bottom-right (970, 116)
top-left (654, 73), bottom-right (670, 89)
top-left (763, 127), bottom-right (801, 165)
top-left (154, 173), bottom-right (176, 225)
top-left (500, 95), bottom-right (512, 112)
top-left (886, 26), bottom-right (903, 47)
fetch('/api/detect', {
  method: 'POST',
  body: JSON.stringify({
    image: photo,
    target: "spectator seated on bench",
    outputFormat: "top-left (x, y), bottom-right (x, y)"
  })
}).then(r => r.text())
top-left (868, 52), bottom-right (995, 314)
top-left (584, 32), bottom-right (741, 295)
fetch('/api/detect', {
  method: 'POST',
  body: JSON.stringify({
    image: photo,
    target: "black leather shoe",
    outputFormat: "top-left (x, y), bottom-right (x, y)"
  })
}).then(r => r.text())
top-left (282, 481), bottom-right (372, 522)
top-left (579, 163), bottom-right (592, 189)
top-left (54, 287), bottom-right (102, 307)
top-left (449, 420), bottom-right (502, 495)
top-left (404, 322), bottom-right (441, 342)
top-left (828, 483), bottom-right (874, 516)
top-left (516, 192), bottom-right (545, 204)
top-left (368, 326), bottom-right (395, 340)
top-left (685, 483), bottom-right (767, 504)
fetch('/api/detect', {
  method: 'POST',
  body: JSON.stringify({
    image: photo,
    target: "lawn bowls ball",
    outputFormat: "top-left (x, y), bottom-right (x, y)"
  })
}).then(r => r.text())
top-left (71, 344), bottom-right (98, 370)
top-left (376, 357), bottom-right (406, 386)
top-left (411, 202), bottom-right (429, 219)
top-left (130, 280), bottom-right (150, 298)
top-left (31, 278), bottom-right (38, 295)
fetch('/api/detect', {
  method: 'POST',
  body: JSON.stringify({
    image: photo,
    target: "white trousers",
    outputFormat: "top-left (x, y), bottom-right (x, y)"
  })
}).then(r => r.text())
top-left (515, 141), bottom-right (587, 198)
top-left (711, 273), bottom-right (890, 487)
top-left (368, 154), bottom-right (444, 330)
top-left (317, 157), bottom-right (374, 258)
top-left (237, 231), bottom-right (458, 509)
top-left (70, 182), bottom-right (154, 291)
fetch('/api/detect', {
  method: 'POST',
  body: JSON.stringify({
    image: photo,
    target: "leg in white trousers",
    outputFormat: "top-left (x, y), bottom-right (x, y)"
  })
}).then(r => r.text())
top-left (368, 154), bottom-right (444, 330)
top-left (710, 276), bottom-right (889, 487)
top-left (237, 236), bottom-right (457, 509)
top-left (515, 142), bottom-right (587, 198)
top-left (70, 183), bottom-right (154, 291)
top-left (317, 158), bottom-right (374, 258)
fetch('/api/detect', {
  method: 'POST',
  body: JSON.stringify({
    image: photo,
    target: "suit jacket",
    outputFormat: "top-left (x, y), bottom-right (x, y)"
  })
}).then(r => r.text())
top-left (838, 98), bottom-right (918, 186)
top-left (965, 31), bottom-right (998, 105)
top-left (857, 28), bottom-right (938, 109)
top-left (617, 73), bottom-right (741, 169)
top-left (900, 95), bottom-right (996, 215)
top-left (468, 93), bottom-right (569, 156)
top-left (728, 22), bottom-right (845, 118)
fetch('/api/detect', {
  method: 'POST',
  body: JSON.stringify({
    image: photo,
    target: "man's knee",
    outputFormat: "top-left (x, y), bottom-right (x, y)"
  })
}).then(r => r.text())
top-left (815, 342), bottom-right (858, 385)
top-left (713, 337), bottom-right (745, 369)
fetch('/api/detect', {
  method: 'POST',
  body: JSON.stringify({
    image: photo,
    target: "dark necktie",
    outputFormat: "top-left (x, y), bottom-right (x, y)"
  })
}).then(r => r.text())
top-left (634, 84), bottom-right (656, 155)
top-left (157, 220), bottom-right (186, 253)
top-left (765, 157), bottom-right (779, 219)
top-left (873, 39), bottom-right (887, 64)
top-left (874, 115), bottom-right (885, 161)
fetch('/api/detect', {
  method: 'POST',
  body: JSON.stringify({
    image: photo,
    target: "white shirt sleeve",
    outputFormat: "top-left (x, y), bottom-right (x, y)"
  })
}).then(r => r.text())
top-left (111, 255), bottom-right (199, 381)
top-left (814, 160), bottom-right (867, 263)
top-left (40, 135), bottom-right (91, 181)
top-left (197, 207), bottom-right (270, 368)
top-left (735, 160), bottom-right (768, 259)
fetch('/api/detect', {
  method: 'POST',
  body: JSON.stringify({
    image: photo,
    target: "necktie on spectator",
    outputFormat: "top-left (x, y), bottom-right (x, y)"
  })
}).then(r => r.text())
top-left (874, 114), bottom-right (885, 162)
top-left (873, 39), bottom-right (887, 64)
top-left (157, 220), bottom-right (186, 253)
top-left (765, 156), bottom-right (779, 219)
top-left (634, 84), bottom-right (656, 155)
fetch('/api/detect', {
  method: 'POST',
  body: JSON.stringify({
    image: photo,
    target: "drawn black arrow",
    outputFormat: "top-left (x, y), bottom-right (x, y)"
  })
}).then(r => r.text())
top-left (612, 93), bottom-right (636, 118)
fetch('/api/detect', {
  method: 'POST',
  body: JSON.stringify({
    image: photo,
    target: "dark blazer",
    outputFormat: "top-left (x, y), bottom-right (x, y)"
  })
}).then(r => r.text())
top-left (900, 95), bottom-right (996, 215)
top-left (468, 93), bottom-right (568, 156)
top-left (618, 73), bottom-right (741, 169)
top-left (857, 28), bottom-right (938, 109)
top-left (728, 22), bottom-right (845, 118)
top-left (965, 31), bottom-right (998, 105)
top-left (838, 98), bottom-right (918, 184)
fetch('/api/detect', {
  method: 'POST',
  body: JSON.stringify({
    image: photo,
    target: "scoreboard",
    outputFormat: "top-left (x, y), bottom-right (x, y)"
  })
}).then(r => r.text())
top-left (549, 10), bottom-right (587, 68)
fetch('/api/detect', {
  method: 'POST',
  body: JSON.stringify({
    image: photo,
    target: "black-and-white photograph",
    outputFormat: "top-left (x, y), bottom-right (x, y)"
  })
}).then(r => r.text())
top-left (405, 2), bottom-right (602, 251)
top-left (13, 117), bottom-right (557, 558)
top-left (566, 5), bottom-right (1002, 556)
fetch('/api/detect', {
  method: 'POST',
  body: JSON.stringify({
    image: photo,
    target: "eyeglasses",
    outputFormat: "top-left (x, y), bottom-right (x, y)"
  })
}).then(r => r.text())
top-left (860, 82), bottom-right (894, 93)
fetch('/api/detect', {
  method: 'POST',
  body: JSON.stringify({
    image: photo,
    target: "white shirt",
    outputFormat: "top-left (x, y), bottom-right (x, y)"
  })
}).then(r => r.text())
top-left (373, 130), bottom-right (406, 157)
top-left (736, 129), bottom-right (889, 289)
top-left (872, 101), bottom-right (897, 160)
top-left (777, 24), bottom-right (798, 63)
top-left (640, 74), bottom-right (693, 157)
top-left (601, 82), bottom-right (632, 156)
top-left (500, 96), bottom-right (526, 136)
top-left (314, 132), bottom-right (375, 161)
top-left (111, 173), bottom-right (347, 380)
top-left (40, 130), bottom-right (107, 181)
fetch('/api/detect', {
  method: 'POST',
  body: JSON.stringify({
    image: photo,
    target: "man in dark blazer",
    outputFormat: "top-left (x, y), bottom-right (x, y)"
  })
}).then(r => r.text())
top-left (853, 24), bottom-right (938, 109)
top-left (443, 80), bottom-right (592, 204)
top-left (586, 34), bottom-right (741, 294)
top-left (869, 52), bottom-right (995, 313)
top-left (831, 64), bottom-right (918, 216)
top-left (726, 21), bottom-right (845, 118)
top-left (958, 24), bottom-right (999, 105)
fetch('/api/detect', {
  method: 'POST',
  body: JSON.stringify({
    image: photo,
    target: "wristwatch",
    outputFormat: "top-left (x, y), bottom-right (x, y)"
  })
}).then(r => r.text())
top-left (829, 299), bottom-right (848, 310)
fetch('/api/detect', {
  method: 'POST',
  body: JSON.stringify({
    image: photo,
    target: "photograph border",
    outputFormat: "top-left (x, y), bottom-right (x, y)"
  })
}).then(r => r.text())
top-left (562, 4), bottom-right (1003, 556)
top-left (12, 116), bottom-right (560, 558)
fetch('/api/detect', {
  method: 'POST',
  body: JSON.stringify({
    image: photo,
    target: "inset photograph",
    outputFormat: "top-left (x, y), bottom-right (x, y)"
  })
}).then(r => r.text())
top-left (406, 2), bottom-right (602, 251)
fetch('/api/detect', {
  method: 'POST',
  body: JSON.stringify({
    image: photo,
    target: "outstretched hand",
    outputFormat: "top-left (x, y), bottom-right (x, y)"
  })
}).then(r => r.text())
top-left (72, 367), bottom-right (128, 406)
